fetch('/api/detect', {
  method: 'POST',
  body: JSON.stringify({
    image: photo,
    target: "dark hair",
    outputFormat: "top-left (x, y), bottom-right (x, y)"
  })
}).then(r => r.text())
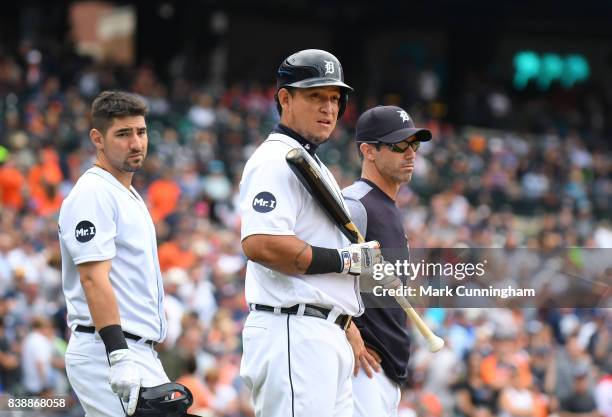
top-left (91, 91), bottom-right (148, 134)
top-left (356, 141), bottom-right (379, 160)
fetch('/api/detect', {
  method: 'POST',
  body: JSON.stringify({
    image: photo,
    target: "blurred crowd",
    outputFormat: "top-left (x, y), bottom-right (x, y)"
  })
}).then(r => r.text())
top-left (0, 43), bottom-right (610, 417)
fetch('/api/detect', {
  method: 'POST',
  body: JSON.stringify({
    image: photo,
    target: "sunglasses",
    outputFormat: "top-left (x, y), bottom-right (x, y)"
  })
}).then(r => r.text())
top-left (376, 140), bottom-right (421, 153)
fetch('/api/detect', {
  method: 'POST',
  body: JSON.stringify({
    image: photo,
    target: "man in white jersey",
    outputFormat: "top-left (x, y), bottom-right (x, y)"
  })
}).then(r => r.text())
top-left (59, 91), bottom-right (168, 416)
top-left (239, 49), bottom-right (383, 417)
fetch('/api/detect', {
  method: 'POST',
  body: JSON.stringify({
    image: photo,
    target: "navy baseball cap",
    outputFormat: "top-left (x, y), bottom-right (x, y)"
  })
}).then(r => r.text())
top-left (355, 106), bottom-right (432, 144)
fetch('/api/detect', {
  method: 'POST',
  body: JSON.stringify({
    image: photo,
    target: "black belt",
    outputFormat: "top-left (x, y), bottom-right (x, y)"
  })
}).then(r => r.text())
top-left (250, 304), bottom-right (352, 330)
top-left (75, 325), bottom-right (157, 346)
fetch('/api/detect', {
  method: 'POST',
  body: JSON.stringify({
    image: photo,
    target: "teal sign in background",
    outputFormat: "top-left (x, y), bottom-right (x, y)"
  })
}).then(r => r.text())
top-left (513, 51), bottom-right (590, 90)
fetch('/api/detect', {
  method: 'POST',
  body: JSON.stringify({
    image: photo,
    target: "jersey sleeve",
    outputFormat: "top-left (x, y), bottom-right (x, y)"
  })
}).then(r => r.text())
top-left (59, 183), bottom-right (117, 264)
top-left (344, 197), bottom-right (368, 238)
top-left (239, 157), bottom-right (303, 240)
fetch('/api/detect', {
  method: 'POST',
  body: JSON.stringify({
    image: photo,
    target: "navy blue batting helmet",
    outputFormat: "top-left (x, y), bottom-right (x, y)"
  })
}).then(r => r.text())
top-left (132, 382), bottom-right (196, 417)
top-left (276, 49), bottom-right (353, 118)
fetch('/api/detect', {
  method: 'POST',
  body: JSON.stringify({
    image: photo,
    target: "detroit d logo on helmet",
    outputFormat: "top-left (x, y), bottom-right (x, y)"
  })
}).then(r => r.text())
top-left (324, 60), bottom-right (335, 75)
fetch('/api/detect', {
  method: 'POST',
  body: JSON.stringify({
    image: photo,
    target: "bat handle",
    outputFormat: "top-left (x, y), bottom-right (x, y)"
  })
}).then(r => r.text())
top-left (360, 234), bottom-right (444, 352)
top-left (350, 206), bottom-right (443, 351)
top-left (355, 231), bottom-right (365, 244)
top-left (393, 294), bottom-right (445, 353)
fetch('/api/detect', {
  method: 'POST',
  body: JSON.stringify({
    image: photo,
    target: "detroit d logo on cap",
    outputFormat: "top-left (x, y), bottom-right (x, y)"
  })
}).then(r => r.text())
top-left (75, 220), bottom-right (96, 243)
top-left (252, 192), bottom-right (277, 213)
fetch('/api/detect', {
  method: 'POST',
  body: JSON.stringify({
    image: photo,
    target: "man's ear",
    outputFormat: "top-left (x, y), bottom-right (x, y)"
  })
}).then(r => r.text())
top-left (360, 143), bottom-right (376, 162)
top-left (90, 129), bottom-right (104, 150)
top-left (277, 88), bottom-right (291, 113)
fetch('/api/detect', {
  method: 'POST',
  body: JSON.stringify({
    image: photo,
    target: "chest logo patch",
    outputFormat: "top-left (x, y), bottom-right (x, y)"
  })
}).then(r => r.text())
top-left (252, 192), bottom-right (277, 213)
top-left (75, 220), bottom-right (96, 243)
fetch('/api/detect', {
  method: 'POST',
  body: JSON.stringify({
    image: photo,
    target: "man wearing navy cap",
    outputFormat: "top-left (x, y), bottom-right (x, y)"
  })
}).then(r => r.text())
top-left (343, 105), bottom-right (432, 417)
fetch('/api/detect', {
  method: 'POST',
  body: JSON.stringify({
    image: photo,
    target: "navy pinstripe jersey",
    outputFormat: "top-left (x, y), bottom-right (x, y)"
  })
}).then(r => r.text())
top-left (343, 178), bottom-right (412, 386)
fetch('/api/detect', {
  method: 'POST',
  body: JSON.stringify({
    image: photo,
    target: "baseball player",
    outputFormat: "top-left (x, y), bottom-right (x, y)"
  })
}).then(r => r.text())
top-left (59, 91), bottom-right (169, 417)
top-left (343, 105), bottom-right (432, 417)
top-left (238, 49), bottom-right (382, 417)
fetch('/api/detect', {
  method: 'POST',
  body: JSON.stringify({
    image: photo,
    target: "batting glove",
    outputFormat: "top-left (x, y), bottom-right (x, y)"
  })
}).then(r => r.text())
top-left (108, 348), bottom-right (141, 416)
top-left (338, 241), bottom-right (382, 276)
top-left (377, 264), bottom-right (403, 289)
top-left (359, 260), bottom-right (398, 293)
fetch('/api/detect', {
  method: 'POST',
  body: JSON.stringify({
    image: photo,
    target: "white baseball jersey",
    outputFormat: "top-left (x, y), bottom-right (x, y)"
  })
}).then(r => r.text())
top-left (59, 166), bottom-right (167, 342)
top-left (239, 132), bottom-right (362, 315)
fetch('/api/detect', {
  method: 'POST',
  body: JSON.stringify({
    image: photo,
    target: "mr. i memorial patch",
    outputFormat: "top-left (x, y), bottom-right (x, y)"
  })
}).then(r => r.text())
top-left (75, 220), bottom-right (96, 243)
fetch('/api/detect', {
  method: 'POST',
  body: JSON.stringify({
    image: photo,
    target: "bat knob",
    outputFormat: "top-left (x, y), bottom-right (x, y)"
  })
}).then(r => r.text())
top-left (427, 335), bottom-right (445, 353)
top-left (286, 148), bottom-right (304, 162)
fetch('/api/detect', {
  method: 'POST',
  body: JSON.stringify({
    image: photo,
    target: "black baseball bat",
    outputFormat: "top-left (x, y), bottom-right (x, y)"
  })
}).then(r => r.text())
top-left (285, 146), bottom-right (445, 352)
top-left (285, 147), bottom-right (363, 244)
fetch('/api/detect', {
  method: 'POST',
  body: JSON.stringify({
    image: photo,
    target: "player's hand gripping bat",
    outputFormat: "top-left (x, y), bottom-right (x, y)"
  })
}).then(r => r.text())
top-left (286, 147), bottom-right (444, 353)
